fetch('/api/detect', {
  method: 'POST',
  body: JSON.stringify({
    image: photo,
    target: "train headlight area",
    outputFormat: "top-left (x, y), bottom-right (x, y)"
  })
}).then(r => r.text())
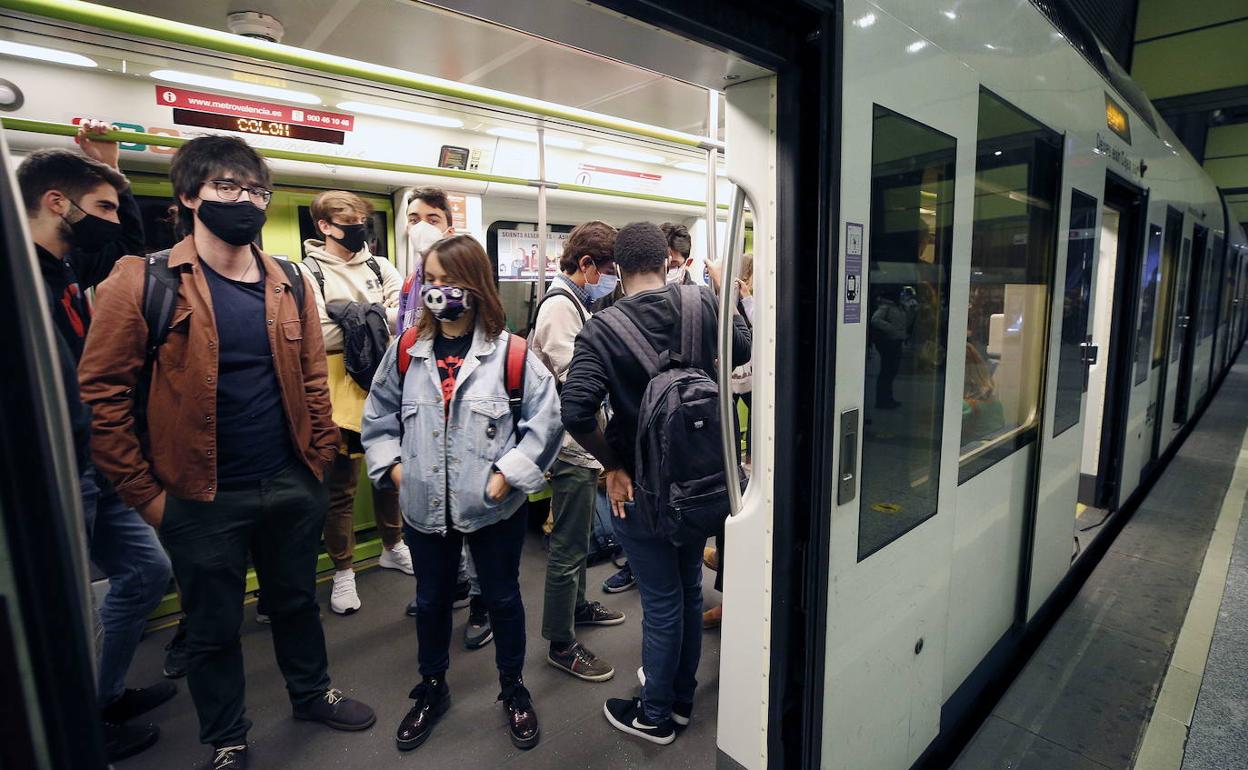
top-left (0, 0), bottom-right (1246, 769)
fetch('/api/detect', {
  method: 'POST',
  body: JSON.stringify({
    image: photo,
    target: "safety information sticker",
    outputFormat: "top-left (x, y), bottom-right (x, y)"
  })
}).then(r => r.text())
top-left (844, 222), bottom-right (863, 323)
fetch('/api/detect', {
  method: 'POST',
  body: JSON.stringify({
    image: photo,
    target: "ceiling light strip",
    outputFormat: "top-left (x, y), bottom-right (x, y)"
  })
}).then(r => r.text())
top-left (0, 0), bottom-right (722, 150)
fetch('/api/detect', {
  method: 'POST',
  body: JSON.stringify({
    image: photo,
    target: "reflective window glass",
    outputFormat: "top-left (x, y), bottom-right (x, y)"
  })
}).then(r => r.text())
top-left (960, 90), bottom-right (1061, 463)
top-left (1201, 237), bottom-right (1223, 339)
top-left (1171, 237), bottom-right (1190, 364)
top-left (859, 106), bottom-right (955, 560)
top-left (1134, 225), bottom-right (1162, 385)
top-left (1052, 190), bottom-right (1097, 437)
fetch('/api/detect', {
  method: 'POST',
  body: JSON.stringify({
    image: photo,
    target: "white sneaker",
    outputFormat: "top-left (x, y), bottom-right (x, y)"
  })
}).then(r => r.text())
top-left (330, 569), bottom-right (361, 615)
top-left (379, 541), bottom-right (414, 575)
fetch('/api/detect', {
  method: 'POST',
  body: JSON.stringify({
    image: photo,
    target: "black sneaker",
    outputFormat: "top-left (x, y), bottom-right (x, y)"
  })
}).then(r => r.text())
top-left (603, 697), bottom-right (675, 745)
top-left (575, 600), bottom-right (625, 626)
top-left (396, 678), bottom-right (450, 751)
top-left (465, 597), bottom-right (493, 649)
top-left (547, 641), bottom-right (615, 682)
top-left (452, 581), bottom-right (472, 609)
top-left (100, 681), bottom-right (178, 723)
top-left (602, 563), bottom-right (636, 593)
top-left (292, 688), bottom-right (377, 731)
top-left (636, 667), bottom-right (692, 726)
top-left (102, 720), bottom-right (159, 762)
top-left (163, 621), bottom-right (189, 679)
top-left (499, 677), bottom-right (540, 749)
top-left (405, 597), bottom-right (419, 617)
top-left (212, 743), bottom-right (249, 770)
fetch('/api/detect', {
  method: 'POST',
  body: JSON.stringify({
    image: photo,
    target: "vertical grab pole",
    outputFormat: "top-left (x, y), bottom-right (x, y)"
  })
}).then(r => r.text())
top-left (704, 89), bottom-right (719, 271)
top-left (535, 120), bottom-right (548, 304)
top-left (719, 185), bottom-right (747, 516)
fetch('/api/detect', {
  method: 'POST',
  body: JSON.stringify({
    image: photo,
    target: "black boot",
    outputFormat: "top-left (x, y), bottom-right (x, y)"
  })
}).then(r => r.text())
top-left (395, 677), bottom-right (450, 751)
top-left (499, 675), bottom-right (539, 749)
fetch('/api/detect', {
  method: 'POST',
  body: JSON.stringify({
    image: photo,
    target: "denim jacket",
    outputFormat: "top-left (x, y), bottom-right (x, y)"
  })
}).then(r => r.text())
top-left (362, 324), bottom-right (562, 534)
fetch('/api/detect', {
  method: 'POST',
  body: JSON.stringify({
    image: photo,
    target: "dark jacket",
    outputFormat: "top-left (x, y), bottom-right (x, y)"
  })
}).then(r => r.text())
top-left (325, 299), bottom-right (392, 390)
top-left (561, 283), bottom-right (751, 475)
top-left (78, 236), bottom-right (338, 509)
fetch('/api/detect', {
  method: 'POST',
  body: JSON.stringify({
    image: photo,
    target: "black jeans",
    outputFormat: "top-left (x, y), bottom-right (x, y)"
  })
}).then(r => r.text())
top-left (160, 462), bottom-right (331, 748)
top-left (406, 509), bottom-right (527, 680)
top-left (875, 339), bottom-right (902, 406)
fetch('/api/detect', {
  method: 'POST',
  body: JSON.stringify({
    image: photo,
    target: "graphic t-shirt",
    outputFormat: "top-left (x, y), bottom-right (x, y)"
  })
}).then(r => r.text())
top-left (433, 331), bottom-right (473, 415)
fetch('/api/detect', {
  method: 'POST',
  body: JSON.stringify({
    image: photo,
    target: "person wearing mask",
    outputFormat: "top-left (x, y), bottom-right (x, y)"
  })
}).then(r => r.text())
top-left (79, 136), bottom-right (376, 770)
top-left (301, 190), bottom-right (411, 615)
top-left (19, 122), bottom-right (173, 762)
top-left (362, 234), bottom-right (562, 752)
top-left (561, 223), bottom-right (751, 745)
top-left (396, 187), bottom-right (486, 645)
top-left (660, 222), bottom-right (696, 285)
top-left (530, 221), bottom-right (626, 683)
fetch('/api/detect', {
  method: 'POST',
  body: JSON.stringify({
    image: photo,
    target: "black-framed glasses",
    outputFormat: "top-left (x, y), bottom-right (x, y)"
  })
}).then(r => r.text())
top-left (204, 178), bottom-right (273, 208)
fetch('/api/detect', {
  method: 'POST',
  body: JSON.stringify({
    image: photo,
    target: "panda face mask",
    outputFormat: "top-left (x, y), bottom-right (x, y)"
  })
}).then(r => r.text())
top-left (421, 283), bottom-right (472, 322)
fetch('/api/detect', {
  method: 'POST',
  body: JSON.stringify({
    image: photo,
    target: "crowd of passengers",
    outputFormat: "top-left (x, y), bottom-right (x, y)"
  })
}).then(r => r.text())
top-left (21, 124), bottom-right (752, 770)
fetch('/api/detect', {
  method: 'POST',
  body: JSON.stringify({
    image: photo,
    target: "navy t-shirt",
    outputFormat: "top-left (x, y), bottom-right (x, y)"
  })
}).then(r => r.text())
top-left (201, 258), bottom-right (296, 483)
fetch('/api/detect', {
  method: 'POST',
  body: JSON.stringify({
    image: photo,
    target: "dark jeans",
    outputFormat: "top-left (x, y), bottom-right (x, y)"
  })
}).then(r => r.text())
top-left (160, 462), bottom-right (331, 747)
top-left (542, 460), bottom-right (598, 643)
top-left (81, 466), bottom-right (172, 704)
top-left (613, 506), bottom-right (702, 723)
top-left (875, 339), bottom-right (902, 406)
top-left (406, 509), bottom-right (527, 679)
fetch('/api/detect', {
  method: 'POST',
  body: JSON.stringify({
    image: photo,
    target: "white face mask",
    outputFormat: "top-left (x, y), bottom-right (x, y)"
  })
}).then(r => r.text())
top-left (407, 219), bottom-right (445, 257)
top-left (666, 266), bottom-right (685, 284)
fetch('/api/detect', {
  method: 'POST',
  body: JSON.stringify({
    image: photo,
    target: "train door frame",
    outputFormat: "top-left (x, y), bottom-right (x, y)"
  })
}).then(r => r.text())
top-left (1174, 222), bottom-right (1209, 423)
top-left (1149, 206), bottom-right (1185, 465)
top-left (1093, 173), bottom-right (1147, 511)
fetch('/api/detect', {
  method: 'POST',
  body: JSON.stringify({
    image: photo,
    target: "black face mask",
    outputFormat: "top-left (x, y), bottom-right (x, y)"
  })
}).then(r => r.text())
top-left (63, 200), bottom-right (123, 250)
top-left (197, 200), bottom-right (267, 246)
top-left (328, 222), bottom-right (368, 254)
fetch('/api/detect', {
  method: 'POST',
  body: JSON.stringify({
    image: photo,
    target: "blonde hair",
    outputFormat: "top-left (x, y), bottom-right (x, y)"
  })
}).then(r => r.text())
top-left (310, 190), bottom-right (373, 224)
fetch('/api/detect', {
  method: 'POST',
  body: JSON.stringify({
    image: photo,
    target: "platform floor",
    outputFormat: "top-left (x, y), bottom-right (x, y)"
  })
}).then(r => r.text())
top-left (117, 532), bottom-right (723, 769)
top-left (953, 352), bottom-right (1248, 770)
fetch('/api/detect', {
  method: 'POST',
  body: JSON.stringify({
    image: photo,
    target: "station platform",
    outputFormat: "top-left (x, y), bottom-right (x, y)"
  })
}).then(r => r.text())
top-left (117, 533), bottom-right (722, 769)
top-left (953, 354), bottom-right (1248, 770)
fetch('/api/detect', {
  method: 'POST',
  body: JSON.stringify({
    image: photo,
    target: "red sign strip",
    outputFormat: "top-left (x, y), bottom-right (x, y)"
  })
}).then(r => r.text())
top-left (154, 86), bottom-right (354, 131)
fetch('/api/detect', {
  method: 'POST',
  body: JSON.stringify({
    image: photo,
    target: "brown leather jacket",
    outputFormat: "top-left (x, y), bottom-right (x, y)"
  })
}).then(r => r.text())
top-left (78, 237), bottom-right (339, 509)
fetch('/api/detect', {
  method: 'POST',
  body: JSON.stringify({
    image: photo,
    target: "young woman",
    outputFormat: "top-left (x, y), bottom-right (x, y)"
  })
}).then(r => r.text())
top-left (361, 234), bottom-right (561, 753)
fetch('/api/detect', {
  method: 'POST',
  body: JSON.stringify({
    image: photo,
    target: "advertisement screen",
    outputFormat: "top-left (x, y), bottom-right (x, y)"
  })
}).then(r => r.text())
top-left (496, 228), bottom-right (569, 282)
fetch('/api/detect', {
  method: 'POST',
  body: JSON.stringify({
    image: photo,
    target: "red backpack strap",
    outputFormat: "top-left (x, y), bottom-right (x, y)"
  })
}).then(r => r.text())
top-left (396, 326), bottom-right (421, 380)
top-left (504, 333), bottom-right (528, 427)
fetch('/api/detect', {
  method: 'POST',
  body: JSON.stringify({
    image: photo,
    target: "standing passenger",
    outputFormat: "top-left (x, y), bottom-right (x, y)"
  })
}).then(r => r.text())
top-left (561, 223), bottom-right (751, 744)
top-left (660, 222), bottom-right (696, 285)
top-left (18, 123), bottom-right (173, 763)
top-left (79, 136), bottom-right (376, 770)
top-left (530, 221), bottom-right (626, 683)
top-left (362, 234), bottom-right (561, 752)
top-left (301, 190), bottom-right (411, 615)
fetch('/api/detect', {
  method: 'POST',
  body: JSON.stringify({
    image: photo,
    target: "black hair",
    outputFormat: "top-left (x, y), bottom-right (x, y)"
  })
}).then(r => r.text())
top-left (613, 222), bottom-right (668, 276)
top-left (411, 186), bottom-right (452, 223)
top-left (168, 135), bottom-right (271, 230)
top-left (17, 149), bottom-right (127, 214)
top-left (660, 222), bottom-right (691, 260)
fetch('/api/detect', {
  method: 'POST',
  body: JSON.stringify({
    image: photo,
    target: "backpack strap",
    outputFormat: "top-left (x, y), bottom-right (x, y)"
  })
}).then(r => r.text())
top-left (366, 256), bottom-right (384, 288)
top-left (141, 250), bottom-right (180, 354)
top-left (678, 284), bottom-right (703, 369)
top-left (396, 325), bottom-right (421, 380)
top-left (534, 285), bottom-right (586, 326)
top-left (599, 307), bottom-right (661, 378)
top-left (303, 255), bottom-right (326, 298)
top-left (504, 333), bottom-right (528, 427)
top-left (277, 258), bottom-right (307, 311)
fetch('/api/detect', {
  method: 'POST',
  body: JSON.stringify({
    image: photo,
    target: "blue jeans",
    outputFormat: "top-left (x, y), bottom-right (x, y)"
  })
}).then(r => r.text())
top-left (612, 506), bottom-right (702, 723)
top-left (80, 466), bottom-right (172, 705)
top-left (406, 509), bottom-right (527, 679)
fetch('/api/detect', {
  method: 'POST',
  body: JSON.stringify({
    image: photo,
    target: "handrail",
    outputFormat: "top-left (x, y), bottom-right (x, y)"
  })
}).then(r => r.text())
top-left (718, 184), bottom-right (748, 517)
top-left (0, 118), bottom-right (729, 210)
top-left (0, 0), bottom-right (723, 150)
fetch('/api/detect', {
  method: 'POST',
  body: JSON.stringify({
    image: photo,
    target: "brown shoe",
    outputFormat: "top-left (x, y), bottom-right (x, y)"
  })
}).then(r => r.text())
top-left (703, 547), bottom-right (719, 572)
top-left (703, 605), bottom-right (722, 629)
top-left (499, 678), bottom-right (540, 749)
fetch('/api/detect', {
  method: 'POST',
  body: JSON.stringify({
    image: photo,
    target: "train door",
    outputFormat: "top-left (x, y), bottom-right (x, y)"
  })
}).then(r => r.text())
top-left (1174, 223), bottom-right (1209, 422)
top-left (1150, 207), bottom-right (1185, 461)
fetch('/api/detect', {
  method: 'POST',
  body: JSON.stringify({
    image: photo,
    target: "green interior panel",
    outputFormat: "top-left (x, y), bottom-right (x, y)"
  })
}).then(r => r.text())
top-left (1132, 20), bottom-right (1248, 99)
top-left (1134, 0), bottom-right (1247, 41)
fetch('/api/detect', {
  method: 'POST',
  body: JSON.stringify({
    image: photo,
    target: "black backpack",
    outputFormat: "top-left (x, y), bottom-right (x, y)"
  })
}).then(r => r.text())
top-left (137, 250), bottom-right (306, 433)
top-left (599, 284), bottom-right (738, 544)
top-left (325, 300), bottom-right (392, 390)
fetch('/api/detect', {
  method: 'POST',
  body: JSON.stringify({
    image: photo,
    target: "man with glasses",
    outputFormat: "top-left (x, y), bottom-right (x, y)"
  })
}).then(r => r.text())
top-left (80, 136), bottom-right (375, 770)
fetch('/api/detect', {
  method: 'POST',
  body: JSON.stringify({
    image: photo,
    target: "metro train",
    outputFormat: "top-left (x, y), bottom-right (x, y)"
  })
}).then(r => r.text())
top-left (1, 0), bottom-right (1245, 769)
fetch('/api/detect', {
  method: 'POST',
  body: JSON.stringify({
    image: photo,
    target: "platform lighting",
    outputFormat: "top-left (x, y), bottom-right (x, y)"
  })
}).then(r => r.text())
top-left (336, 101), bottom-right (463, 128)
top-left (994, 150), bottom-right (1003, 156)
top-left (853, 13), bottom-right (877, 28)
top-left (485, 126), bottom-right (583, 149)
top-left (150, 69), bottom-right (320, 104)
top-left (943, 10), bottom-right (957, 20)
top-left (588, 144), bottom-right (665, 164)
top-left (907, 41), bottom-right (928, 53)
top-left (0, 40), bottom-right (96, 67)
top-left (984, 43), bottom-right (998, 50)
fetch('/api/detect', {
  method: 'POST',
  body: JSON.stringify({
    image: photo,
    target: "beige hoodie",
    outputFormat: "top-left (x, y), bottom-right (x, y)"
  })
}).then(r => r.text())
top-left (300, 238), bottom-right (404, 433)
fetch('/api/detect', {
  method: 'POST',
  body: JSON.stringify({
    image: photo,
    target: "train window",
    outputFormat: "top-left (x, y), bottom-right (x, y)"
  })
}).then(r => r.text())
top-left (858, 106), bottom-right (955, 561)
top-left (959, 90), bottom-right (1061, 470)
top-left (1172, 237), bottom-right (1190, 364)
top-left (1133, 225), bottom-right (1163, 385)
top-left (1052, 190), bottom-right (1098, 437)
top-left (1201, 236), bottom-right (1223, 339)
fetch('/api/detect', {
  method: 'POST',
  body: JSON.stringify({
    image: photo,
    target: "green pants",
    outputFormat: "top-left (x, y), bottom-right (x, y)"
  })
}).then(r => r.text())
top-left (541, 459), bottom-right (598, 643)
